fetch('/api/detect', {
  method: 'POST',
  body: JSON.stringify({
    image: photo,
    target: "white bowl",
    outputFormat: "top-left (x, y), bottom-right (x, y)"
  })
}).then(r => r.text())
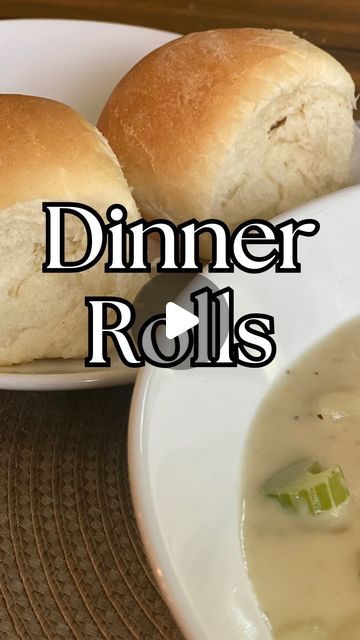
top-left (129, 182), bottom-right (360, 640)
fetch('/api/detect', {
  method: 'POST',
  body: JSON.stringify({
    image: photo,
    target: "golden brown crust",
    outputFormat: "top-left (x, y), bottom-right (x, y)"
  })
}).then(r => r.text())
top-left (0, 94), bottom-right (137, 213)
top-left (98, 28), bottom-right (355, 222)
top-left (0, 94), bottom-right (144, 364)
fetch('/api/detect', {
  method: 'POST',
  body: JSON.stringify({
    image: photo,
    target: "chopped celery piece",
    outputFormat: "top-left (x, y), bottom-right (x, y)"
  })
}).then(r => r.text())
top-left (264, 459), bottom-right (349, 515)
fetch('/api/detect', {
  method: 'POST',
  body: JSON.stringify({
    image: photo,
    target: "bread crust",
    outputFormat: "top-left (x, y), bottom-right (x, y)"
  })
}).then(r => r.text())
top-left (98, 28), bottom-right (355, 223)
top-left (0, 95), bottom-right (143, 364)
top-left (0, 94), bottom-right (137, 214)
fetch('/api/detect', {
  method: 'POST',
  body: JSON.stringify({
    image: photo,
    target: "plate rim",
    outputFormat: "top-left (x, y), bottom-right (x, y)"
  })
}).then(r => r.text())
top-left (0, 366), bottom-right (136, 391)
top-left (0, 16), bottom-right (178, 36)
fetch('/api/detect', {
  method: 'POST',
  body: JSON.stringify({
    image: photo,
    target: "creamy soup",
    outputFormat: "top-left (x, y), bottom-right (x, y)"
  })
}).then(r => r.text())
top-left (242, 317), bottom-right (360, 640)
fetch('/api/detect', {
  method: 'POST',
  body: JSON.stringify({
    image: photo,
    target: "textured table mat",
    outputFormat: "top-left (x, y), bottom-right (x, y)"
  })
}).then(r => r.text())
top-left (0, 386), bottom-right (182, 639)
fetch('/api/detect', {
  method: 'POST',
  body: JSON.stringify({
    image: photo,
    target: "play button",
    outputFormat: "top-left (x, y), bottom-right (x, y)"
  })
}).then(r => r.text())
top-left (165, 302), bottom-right (199, 339)
top-left (132, 272), bottom-right (229, 370)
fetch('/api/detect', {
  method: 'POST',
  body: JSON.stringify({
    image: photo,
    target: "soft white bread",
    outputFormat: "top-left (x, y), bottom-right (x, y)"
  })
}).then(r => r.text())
top-left (0, 95), bottom-right (143, 365)
top-left (98, 28), bottom-right (356, 258)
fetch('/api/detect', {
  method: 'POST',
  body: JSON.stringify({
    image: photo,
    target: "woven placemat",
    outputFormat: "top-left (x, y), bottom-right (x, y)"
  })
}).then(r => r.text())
top-left (0, 386), bottom-right (183, 640)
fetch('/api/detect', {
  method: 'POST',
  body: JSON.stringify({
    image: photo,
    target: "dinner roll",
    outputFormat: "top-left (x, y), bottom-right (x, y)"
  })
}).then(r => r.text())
top-left (0, 94), bottom-right (143, 365)
top-left (98, 28), bottom-right (355, 258)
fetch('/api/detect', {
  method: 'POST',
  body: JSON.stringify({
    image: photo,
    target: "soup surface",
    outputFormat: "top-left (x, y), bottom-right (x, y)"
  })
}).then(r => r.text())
top-left (242, 317), bottom-right (360, 639)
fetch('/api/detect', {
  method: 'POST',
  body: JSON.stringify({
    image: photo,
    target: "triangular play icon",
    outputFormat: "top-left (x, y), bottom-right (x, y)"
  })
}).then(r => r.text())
top-left (165, 302), bottom-right (199, 339)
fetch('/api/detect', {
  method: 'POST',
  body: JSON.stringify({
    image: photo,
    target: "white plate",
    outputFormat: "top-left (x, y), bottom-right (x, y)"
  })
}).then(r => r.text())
top-left (0, 19), bottom-right (178, 390)
top-left (1, 18), bottom-right (359, 392)
top-left (129, 182), bottom-right (360, 639)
